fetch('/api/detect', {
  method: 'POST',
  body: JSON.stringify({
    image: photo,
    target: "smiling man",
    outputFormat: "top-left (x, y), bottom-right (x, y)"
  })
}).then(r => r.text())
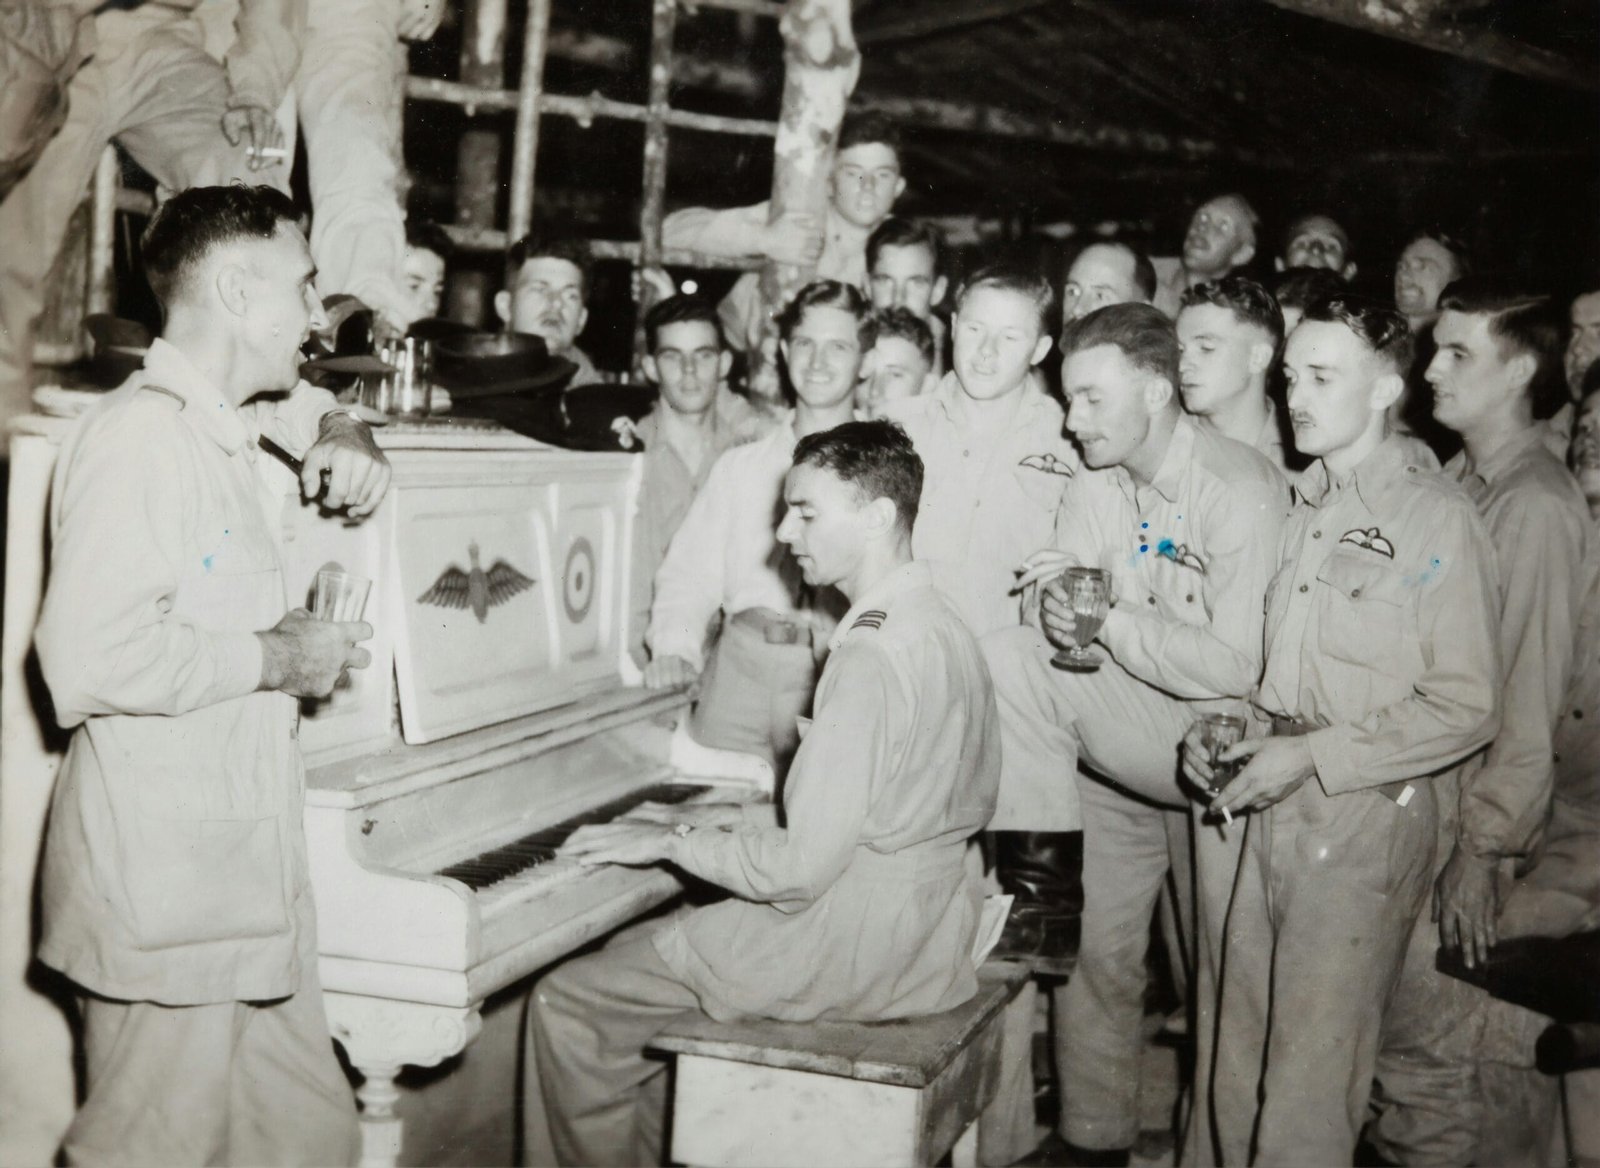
top-left (495, 231), bottom-right (601, 384)
top-left (1182, 294), bottom-right (1500, 1167)
top-left (980, 303), bottom-right (1285, 1166)
top-left (528, 419), bottom-right (1000, 1167)
top-left (33, 184), bottom-right (389, 1165)
top-left (1394, 227), bottom-right (1471, 336)
top-left (859, 306), bottom-right (935, 418)
top-left (663, 112), bottom-right (908, 354)
top-left (646, 280), bottom-right (868, 769)
top-left (1177, 275), bottom-right (1288, 471)
top-left (1366, 282), bottom-right (1589, 1167)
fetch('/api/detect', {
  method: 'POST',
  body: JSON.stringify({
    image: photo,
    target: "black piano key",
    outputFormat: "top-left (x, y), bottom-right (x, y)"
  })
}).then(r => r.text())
top-left (434, 781), bottom-right (711, 889)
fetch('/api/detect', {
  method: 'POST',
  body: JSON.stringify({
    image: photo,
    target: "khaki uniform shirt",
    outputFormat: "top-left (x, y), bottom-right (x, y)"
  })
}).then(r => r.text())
top-left (885, 372), bottom-right (1079, 637)
top-left (1056, 415), bottom-right (1288, 700)
top-left (1258, 435), bottom-right (1502, 797)
top-left (628, 391), bottom-right (768, 665)
top-left (1445, 428), bottom-right (1590, 860)
top-left (35, 339), bottom-right (337, 1005)
top-left (655, 561), bottom-right (1000, 1022)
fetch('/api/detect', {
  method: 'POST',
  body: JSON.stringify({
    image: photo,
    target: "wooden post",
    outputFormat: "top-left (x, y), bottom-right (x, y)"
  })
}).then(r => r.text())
top-left (88, 147), bottom-right (118, 317)
top-left (634, 0), bottom-right (678, 368)
top-left (748, 0), bottom-right (859, 407)
top-left (448, 0), bottom-right (507, 327)
top-left (507, 0), bottom-right (554, 246)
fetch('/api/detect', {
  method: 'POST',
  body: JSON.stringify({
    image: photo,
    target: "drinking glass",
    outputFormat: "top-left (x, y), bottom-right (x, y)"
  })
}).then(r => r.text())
top-left (313, 568), bottom-right (372, 622)
top-left (1195, 712), bottom-right (1247, 794)
top-left (1049, 567), bottom-right (1110, 673)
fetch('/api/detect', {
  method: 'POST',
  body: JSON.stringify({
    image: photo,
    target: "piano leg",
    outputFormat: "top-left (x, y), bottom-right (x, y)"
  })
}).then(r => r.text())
top-left (322, 992), bottom-right (484, 1168)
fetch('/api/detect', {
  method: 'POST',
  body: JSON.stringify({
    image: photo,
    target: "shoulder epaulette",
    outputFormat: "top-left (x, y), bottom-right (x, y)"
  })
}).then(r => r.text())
top-left (135, 383), bottom-right (185, 409)
top-left (851, 609), bottom-right (887, 632)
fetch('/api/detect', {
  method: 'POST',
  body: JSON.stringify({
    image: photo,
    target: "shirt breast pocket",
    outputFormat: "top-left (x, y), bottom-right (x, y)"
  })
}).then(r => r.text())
top-left (1313, 553), bottom-right (1414, 670)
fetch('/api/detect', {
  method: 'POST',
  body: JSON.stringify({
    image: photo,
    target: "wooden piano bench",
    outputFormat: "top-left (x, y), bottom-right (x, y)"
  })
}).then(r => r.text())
top-left (646, 962), bottom-right (1029, 1167)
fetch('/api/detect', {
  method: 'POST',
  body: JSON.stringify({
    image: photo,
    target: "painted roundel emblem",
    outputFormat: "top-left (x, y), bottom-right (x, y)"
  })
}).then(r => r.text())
top-left (563, 537), bottom-right (597, 623)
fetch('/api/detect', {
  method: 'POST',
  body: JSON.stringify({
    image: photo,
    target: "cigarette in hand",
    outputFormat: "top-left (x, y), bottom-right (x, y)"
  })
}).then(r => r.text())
top-left (249, 146), bottom-right (288, 160)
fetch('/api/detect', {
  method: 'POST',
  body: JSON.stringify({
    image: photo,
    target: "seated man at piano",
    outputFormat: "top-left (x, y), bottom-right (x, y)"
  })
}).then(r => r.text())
top-left (642, 279), bottom-right (869, 771)
top-left (32, 184), bottom-right (390, 1166)
top-left (527, 419), bottom-right (1002, 1167)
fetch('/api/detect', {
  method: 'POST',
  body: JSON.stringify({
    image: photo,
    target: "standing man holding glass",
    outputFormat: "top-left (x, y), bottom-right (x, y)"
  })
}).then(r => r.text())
top-left (983, 303), bottom-right (1285, 1166)
top-left (33, 185), bottom-right (390, 1165)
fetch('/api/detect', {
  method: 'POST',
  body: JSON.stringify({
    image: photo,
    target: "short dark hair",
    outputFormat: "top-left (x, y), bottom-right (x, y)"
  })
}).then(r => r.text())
top-left (406, 220), bottom-right (455, 257)
top-left (1401, 226), bottom-right (1473, 281)
top-left (141, 184), bottom-right (299, 307)
top-left (866, 217), bottom-right (942, 274)
top-left (792, 419), bottom-right (924, 537)
top-left (1060, 302), bottom-right (1179, 390)
top-left (1180, 275), bottom-right (1284, 350)
top-left (1300, 293), bottom-right (1415, 376)
top-left (777, 279), bottom-right (876, 350)
top-left (870, 307), bottom-right (936, 367)
top-left (955, 264), bottom-right (1055, 337)
top-left (1272, 265), bottom-right (1348, 314)
top-left (1072, 240), bottom-right (1157, 303)
top-left (644, 293), bottom-right (725, 353)
top-left (506, 231), bottom-right (592, 297)
top-left (1438, 278), bottom-right (1568, 421)
top-left (1281, 213), bottom-right (1351, 259)
top-left (837, 111), bottom-right (902, 161)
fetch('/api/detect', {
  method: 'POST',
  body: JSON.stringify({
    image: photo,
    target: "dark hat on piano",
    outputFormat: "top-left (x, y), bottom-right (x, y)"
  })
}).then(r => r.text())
top-left (452, 382), bottom-right (658, 452)
top-left (431, 331), bottom-right (580, 399)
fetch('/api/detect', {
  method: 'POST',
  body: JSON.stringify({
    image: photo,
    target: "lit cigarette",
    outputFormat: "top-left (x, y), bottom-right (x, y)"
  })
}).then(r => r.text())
top-left (1221, 805), bottom-right (1233, 825)
top-left (250, 146), bottom-right (288, 159)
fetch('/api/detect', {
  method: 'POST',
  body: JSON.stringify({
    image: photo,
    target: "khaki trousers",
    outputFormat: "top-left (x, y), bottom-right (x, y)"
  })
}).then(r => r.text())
top-left (62, 961), bottom-right (356, 1166)
top-left (1205, 780), bottom-right (1437, 1166)
top-left (690, 616), bottom-right (817, 773)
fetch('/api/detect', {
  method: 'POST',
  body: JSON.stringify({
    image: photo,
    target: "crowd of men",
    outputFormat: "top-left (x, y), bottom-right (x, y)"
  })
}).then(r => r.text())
top-left (9, 11), bottom-right (1600, 1166)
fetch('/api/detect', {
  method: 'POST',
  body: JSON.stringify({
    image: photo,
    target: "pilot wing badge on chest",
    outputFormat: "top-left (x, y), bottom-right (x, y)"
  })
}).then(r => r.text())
top-left (1338, 526), bottom-right (1396, 559)
top-left (1019, 452), bottom-right (1074, 477)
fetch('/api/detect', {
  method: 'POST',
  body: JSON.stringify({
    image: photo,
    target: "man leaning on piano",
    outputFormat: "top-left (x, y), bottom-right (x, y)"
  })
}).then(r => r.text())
top-left (526, 420), bottom-right (1002, 1167)
top-left (33, 186), bottom-right (390, 1166)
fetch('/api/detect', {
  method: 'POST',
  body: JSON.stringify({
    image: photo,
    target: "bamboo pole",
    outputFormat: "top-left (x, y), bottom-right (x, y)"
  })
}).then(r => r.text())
top-left (747, 0), bottom-right (859, 406)
top-left (88, 147), bottom-right (118, 317)
top-left (635, 0), bottom-right (679, 364)
top-left (507, 0), bottom-right (555, 246)
top-left (450, 0), bottom-right (508, 326)
top-left (405, 76), bottom-right (779, 138)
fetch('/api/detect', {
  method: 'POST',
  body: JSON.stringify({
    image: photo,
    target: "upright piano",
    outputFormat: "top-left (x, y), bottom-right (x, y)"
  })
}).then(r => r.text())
top-left (0, 410), bottom-right (768, 1168)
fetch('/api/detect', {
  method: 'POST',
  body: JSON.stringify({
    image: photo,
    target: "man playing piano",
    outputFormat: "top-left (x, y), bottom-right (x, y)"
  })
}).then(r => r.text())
top-left (33, 184), bottom-right (390, 1166)
top-left (527, 420), bottom-right (1001, 1167)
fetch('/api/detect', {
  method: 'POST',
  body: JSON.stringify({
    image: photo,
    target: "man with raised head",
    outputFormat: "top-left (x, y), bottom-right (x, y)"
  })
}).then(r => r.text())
top-left (33, 184), bottom-right (391, 1165)
top-left (1062, 240), bottom-right (1157, 327)
top-left (883, 264), bottom-right (1078, 638)
top-left (1177, 275), bottom-right (1289, 471)
top-left (859, 306), bottom-right (935, 418)
top-left (628, 294), bottom-right (767, 667)
top-left (1276, 212), bottom-right (1357, 281)
top-left (528, 419), bottom-right (1001, 1167)
top-left (982, 303), bottom-right (1285, 1165)
top-left (645, 280), bottom-right (867, 770)
top-left (663, 112), bottom-right (907, 354)
top-left (496, 230), bottom-right (602, 384)
top-left (1184, 295), bottom-right (1500, 1167)
top-left (1366, 282), bottom-right (1589, 1166)
top-left (1153, 193), bottom-right (1260, 318)
top-left (1394, 227), bottom-right (1471, 337)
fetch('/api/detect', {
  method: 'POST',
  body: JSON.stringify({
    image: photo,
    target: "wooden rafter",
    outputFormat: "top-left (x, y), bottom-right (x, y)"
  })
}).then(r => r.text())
top-left (1256, 0), bottom-right (1598, 92)
top-left (855, 0), bottom-right (1061, 45)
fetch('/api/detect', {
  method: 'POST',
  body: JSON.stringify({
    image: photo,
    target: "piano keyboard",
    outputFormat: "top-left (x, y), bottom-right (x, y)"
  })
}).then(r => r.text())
top-left (435, 780), bottom-right (711, 891)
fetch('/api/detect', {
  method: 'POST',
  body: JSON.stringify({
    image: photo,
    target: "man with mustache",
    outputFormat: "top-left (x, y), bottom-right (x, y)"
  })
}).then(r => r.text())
top-left (1365, 282), bottom-right (1589, 1166)
top-left (1183, 295), bottom-right (1500, 1166)
top-left (1152, 193), bottom-right (1260, 318)
top-left (496, 231), bottom-right (602, 385)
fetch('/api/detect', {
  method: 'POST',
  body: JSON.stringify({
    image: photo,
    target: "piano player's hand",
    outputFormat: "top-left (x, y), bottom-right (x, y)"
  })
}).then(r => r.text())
top-left (625, 801), bottom-right (744, 830)
top-left (561, 822), bottom-right (675, 868)
top-left (642, 654), bottom-right (698, 690)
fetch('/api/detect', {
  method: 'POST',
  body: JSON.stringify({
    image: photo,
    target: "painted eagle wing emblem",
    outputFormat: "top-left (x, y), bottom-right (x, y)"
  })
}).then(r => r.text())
top-left (417, 542), bottom-right (537, 623)
top-left (1019, 452), bottom-right (1075, 477)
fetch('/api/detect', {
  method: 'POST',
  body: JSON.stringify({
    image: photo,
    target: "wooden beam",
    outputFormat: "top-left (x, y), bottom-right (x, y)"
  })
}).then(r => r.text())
top-left (1256, 0), bottom-right (1599, 92)
top-left (856, 0), bottom-right (1059, 45)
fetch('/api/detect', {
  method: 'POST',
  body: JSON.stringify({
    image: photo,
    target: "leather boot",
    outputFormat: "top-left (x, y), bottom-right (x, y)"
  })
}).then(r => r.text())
top-left (990, 831), bottom-right (1083, 977)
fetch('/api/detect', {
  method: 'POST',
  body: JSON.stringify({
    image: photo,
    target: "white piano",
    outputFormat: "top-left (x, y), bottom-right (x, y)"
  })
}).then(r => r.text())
top-left (0, 408), bottom-right (768, 1168)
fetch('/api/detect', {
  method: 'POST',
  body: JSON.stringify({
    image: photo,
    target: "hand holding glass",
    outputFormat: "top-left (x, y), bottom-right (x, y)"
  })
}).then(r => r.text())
top-left (1049, 567), bottom-right (1111, 673)
top-left (1195, 712), bottom-right (1247, 823)
top-left (313, 568), bottom-right (372, 622)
